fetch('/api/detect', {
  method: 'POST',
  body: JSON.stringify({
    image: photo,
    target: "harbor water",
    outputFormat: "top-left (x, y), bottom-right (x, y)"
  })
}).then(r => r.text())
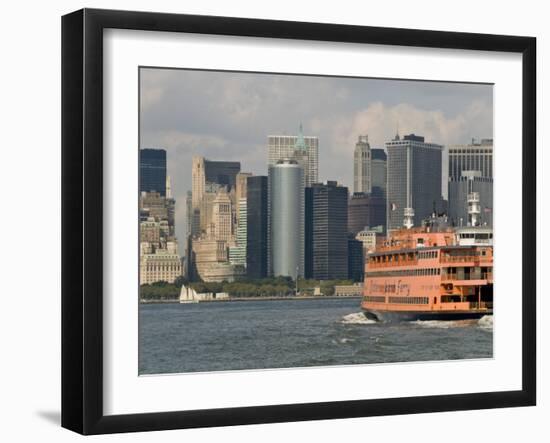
top-left (139, 298), bottom-right (493, 375)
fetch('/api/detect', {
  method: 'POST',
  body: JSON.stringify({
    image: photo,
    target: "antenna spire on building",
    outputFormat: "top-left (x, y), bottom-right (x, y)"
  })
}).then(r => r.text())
top-left (295, 122), bottom-right (306, 151)
top-left (166, 175), bottom-right (172, 199)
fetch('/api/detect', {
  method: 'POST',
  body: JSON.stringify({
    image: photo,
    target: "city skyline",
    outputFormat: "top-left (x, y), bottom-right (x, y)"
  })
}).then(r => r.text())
top-left (140, 67), bottom-right (493, 249)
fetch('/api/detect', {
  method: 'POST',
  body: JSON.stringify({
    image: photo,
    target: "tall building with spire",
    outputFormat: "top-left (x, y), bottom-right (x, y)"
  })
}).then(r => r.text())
top-left (267, 124), bottom-right (318, 187)
top-left (353, 135), bottom-right (371, 194)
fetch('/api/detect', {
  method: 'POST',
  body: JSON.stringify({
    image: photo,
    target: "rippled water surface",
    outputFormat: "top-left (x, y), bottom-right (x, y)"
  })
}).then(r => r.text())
top-left (139, 298), bottom-right (493, 375)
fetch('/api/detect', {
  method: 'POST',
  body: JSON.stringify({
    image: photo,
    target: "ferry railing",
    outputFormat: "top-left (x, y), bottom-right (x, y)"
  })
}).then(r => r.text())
top-left (440, 255), bottom-right (492, 263)
top-left (441, 272), bottom-right (493, 281)
top-left (468, 302), bottom-right (493, 310)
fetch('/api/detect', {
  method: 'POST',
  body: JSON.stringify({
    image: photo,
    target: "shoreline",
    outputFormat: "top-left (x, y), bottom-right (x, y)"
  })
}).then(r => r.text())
top-left (140, 295), bottom-right (363, 304)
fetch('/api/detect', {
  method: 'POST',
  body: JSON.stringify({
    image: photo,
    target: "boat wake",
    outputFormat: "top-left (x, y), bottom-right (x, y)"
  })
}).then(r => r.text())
top-left (478, 315), bottom-right (493, 329)
top-left (340, 312), bottom-right (377, 325)
top-left (413, 320), bottom-right (460, 329)
top-left (413, 316), bottom-right (493, 329)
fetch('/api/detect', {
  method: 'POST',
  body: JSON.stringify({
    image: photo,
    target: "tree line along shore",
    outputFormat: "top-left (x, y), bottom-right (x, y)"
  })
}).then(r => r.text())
top-left (139, 276), bottom-right (357, 302)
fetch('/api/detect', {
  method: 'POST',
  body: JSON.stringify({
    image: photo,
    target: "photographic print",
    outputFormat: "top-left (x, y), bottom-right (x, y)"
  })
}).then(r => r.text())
top-left (138, 67), bottom-right (494, 375)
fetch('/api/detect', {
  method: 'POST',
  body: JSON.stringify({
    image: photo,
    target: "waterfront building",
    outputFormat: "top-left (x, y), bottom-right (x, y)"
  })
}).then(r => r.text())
top-left (269, 159), bottom-right (304, 279)
top-left (268, 124), bottom-right (318, 187)
top-left (246, 176), bottom-right (268, 279)
top-left (353, 135), bottom-right (372, 194)
top-left (386, 133), bottom-right (444, 230)
top-left (305, 181), bottom-right (349, 280)
top-left (140, 247), bottom-right (182, 285)
top-left (448, 138), bottom-right (493, 180)
top-left (140, 148), bottom-right (166, 196)
top-left (448, 171), bottom-right (493, 227)
top-left (347, 235), bottom-right (364, 282)
top-left (334, 283), bottom-right (364, 297)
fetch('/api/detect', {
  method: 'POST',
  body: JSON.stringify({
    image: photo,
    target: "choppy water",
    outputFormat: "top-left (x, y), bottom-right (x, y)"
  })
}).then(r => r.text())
top-left (139, 298), bottom-right (493, 375)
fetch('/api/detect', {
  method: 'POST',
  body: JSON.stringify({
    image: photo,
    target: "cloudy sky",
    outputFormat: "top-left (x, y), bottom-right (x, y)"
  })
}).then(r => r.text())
top-left (140, 67), bottom-right (493, 251)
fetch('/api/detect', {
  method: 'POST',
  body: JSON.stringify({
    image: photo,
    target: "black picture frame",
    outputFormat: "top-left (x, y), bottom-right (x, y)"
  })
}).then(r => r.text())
top-left (61, 8), bottom-right (536, 435)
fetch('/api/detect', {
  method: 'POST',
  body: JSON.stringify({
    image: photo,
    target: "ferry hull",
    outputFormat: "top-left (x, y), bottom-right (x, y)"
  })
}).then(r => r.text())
top-left (363, 308), bottom-right (492, 322)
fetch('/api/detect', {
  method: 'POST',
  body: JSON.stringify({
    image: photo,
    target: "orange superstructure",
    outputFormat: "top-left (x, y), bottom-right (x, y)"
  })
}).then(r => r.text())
top-left (361, 222), bottom-right (493, 322)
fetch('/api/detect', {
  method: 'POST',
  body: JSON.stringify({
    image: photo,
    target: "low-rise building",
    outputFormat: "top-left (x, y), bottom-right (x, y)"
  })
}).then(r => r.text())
top-left (334, 283), bottom-right (364, 297)
top-left (140, 250), bottom-right (183, 285)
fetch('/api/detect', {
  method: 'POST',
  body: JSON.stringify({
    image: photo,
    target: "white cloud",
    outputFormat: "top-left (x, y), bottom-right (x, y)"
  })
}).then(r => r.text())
top-left (330, 100), bottom-right (492, 151)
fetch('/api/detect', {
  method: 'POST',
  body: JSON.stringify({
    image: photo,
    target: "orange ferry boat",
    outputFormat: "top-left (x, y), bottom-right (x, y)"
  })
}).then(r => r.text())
top-left (361, 217), bottom-right (493, 322)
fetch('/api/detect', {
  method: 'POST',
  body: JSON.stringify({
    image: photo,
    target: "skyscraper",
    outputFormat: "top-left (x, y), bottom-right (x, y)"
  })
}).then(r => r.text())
top-left (347, 235), bottom-right (364, 282)
top-left (448, 171), bottom-right (493, 227)
top-left (386, 134), bottom-right (443, 230)
top-left (448, 138), bottom-right (493, 180)
top-left (140, 148), bottom-right (167, 196)
top-left (246, 176), bottom-right (268, 278)
top-left (185, 191), bottom-right (193, 238)
top-left (447, 138), bottom-right (493, 225)
top-left (229, 198), bottom-right (247, 266)
top-left (305, 181), bottom-right (349, 280)
top-left (212, 189), bottom-right (233, 242)
top-left (347, 193), bottom-right (370, 236)
top-left (371, 148), bottom-right (387, 199)
top-left (191, 156), bottom-right (241, 235)
top-left (268, 124), bottom-right (318, 187)
top-left (347, 192), bottom-right (386, 235)
top-left (353, 135), bottom-right (371, 194)
top-left (269, 159), bottom-right (304, 279)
